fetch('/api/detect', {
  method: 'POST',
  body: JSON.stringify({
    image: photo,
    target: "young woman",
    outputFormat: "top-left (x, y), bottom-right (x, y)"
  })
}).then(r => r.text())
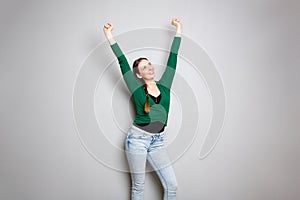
top-left (103, 18), bottom-right (182, 200)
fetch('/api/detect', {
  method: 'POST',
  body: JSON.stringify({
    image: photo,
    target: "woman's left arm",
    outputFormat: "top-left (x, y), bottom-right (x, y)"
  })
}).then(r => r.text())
top-left (159, 18), bottom-right (182, 89)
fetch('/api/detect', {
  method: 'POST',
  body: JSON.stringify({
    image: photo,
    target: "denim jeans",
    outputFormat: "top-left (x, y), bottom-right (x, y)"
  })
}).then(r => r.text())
top-left (125, 125), bottom-right (177, 200)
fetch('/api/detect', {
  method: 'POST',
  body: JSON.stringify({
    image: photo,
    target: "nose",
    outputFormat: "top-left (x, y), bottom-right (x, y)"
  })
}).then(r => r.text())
top-left (148, 64), bottom-right (154, 71)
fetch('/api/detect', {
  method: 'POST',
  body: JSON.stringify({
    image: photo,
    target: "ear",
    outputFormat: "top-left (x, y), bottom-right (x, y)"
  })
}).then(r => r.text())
top-left (136, 73), bottom-right (142, 79)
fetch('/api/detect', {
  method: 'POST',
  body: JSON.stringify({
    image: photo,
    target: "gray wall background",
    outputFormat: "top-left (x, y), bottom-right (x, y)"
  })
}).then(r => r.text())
top-left (0, 0), bottom-right (299, 199)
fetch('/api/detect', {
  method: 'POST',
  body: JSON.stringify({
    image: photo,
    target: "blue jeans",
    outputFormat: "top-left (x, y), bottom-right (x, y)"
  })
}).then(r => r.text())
top-left (125, 125), bottom-right (177, 200)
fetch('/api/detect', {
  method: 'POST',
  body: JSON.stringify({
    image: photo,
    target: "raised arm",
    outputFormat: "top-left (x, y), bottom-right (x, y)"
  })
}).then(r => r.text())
top-left (103, 23), bottom-right (141, 93)
top-left (159, 18), bottom-right (182, 89)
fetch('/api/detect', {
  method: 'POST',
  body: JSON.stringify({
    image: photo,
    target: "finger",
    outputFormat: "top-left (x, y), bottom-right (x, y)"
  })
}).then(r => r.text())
top-left (104, 24), bottom-right (112, 29)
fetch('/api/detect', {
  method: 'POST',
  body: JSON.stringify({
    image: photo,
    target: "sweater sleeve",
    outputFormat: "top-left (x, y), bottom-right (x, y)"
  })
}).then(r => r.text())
top-left (159, 36), bottom-right (181, 89)
top-left (110, 43), bottom-right (141, 94)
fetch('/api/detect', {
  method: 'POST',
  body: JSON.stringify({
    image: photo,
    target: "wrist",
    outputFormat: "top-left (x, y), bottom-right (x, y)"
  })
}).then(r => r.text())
top-left (105, 32), bottom-right (113, 39)
top-left (175, 32), bottom-right (181, 37)
top-left (108, 37), bottom-right (116, 45)
top-left (176, 29), bottom-right (182, 35)
top-left (105, 32), bottom-right (116, 45)
top-left (176, 25), bottom-right (182, 34)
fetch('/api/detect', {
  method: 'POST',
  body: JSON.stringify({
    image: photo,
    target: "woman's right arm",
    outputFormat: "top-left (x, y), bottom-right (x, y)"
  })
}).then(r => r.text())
top-left (103, 23), bottom-right (141, 93)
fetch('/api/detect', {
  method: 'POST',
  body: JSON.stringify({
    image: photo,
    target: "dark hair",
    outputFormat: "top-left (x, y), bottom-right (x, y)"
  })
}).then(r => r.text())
top-left (132, 57), bottom-right (150, 113)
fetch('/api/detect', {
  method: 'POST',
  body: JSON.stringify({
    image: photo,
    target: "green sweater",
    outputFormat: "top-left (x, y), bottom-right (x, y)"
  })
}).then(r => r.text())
top-left (110, 36), bottom-right (181, 127)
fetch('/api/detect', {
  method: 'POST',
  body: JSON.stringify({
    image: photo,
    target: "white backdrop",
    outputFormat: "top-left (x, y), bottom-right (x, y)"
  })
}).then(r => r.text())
top-left (0, 0), bottom-right (299, 199)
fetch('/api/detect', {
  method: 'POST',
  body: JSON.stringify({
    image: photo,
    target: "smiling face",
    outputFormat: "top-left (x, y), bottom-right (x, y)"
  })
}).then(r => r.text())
top-left (136, 59), bottom-right (155, 80)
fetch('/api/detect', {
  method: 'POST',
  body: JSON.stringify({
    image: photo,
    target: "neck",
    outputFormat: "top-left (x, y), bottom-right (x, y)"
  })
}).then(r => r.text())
top-left (144, 79), bottom-right (156, 85)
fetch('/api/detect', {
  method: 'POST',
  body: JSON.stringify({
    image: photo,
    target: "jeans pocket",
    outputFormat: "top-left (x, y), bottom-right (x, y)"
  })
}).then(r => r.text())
top-left (125, 130), bottom-right (141, 149)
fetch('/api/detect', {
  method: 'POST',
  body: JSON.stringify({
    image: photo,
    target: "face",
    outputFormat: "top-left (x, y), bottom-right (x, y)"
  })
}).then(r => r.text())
top-left (136, 59), bottom-right (155, 80)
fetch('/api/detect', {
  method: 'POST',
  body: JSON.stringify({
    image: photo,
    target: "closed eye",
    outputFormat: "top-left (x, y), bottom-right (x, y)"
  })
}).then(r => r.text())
top-left (141, 62), bottom-right (152, 71)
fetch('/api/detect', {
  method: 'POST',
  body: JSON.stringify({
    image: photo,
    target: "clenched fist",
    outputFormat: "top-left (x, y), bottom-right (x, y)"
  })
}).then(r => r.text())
top-left (103, 22), bottom-right (114, 39)
top-left (171, 18), bottom-right (182, 34)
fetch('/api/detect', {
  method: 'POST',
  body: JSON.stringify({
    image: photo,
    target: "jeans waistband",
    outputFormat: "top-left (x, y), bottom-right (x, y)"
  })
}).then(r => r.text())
top-left (131, 124), bottom-right (165, 136)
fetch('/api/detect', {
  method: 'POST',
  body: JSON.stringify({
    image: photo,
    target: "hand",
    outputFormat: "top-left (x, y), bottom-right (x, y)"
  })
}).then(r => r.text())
top-left (103, 22), bottom-right (114, 38)
top-left (171, 18), bottom-right (182, 34)
top-left (171, 18), bottom-right (181, 27)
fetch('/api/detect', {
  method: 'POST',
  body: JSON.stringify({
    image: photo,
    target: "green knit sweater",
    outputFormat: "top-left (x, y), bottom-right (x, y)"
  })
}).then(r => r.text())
top-left (110, 36), bottom-right (181, 127)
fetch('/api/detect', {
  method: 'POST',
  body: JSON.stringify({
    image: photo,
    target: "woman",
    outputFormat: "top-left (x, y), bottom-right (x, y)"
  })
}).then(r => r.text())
top-left (103, 18), bottom-right (182, 200)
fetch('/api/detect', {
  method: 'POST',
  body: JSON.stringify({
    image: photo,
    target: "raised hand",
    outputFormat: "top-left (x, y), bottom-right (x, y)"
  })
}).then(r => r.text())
top-left (103, 22), bottom-right (114, 39)
top-left (171, 18), bottom-right (182, 35)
